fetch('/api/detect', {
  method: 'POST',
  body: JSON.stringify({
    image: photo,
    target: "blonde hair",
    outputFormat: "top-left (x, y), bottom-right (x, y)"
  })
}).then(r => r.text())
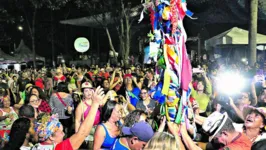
top-left (144, 132), bottom-right (180, 150)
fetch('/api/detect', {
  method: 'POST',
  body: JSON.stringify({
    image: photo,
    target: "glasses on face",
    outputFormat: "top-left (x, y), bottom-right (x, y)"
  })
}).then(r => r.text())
top-left (141, 92), bottom-right (147, 95)
top-left (30, 99), bottom-right (40, 103)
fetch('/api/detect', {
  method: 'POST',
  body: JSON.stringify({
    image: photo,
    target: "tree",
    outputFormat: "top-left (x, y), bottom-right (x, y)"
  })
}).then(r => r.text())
top-left (75, 0), bottom-right (140, 66)
top-left (13, 0), bottom-right (69, 68)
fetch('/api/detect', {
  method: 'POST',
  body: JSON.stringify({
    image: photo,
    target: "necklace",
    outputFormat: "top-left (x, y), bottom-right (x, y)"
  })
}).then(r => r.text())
top-left (248, 134), bottom-right (259, 143)
top-left (244, 131), bottom-right (259, 143)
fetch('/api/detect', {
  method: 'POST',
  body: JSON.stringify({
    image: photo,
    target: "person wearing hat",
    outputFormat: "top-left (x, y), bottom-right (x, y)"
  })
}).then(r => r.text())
top-left (201, 112), bottom-right (252, 150)
top-left (75, 81), bottom-right (101, 149)
top-left (242, 106), bottom-right (266, 144)
top-left (111, 121), bottom-right (154, 150)
top-left (32, 86), bottom-right (105, 150)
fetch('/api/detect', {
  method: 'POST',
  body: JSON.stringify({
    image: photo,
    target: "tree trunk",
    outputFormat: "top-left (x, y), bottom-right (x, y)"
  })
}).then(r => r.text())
top-left (51, 10), bottom-right (55, 67)
top-left (105, 27), bottom-right (116, 52)
top-left (249, 0), bottom-right (258, 66)
top-left (124, 14), bottom-right (130, 67)
top-left (32, 9), bottom-right (37, 68)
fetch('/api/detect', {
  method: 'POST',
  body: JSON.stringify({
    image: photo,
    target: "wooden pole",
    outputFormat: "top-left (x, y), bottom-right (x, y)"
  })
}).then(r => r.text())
top-left (249, 0), bottom-right (258, 66)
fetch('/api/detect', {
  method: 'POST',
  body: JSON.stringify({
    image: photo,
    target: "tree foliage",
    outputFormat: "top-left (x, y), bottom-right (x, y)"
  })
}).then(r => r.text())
top-left (75, 0), bottom-right (139, 66)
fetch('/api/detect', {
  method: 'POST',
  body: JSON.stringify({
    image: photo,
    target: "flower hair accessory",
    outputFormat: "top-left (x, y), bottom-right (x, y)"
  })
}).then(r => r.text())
top-left (34, 114), bottom-right (61, 142)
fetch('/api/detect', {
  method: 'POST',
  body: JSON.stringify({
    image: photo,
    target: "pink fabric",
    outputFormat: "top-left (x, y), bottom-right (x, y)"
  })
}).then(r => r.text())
top-left (181, 36), bottom-right (192, 91)
top-left (83, 102), bottom-right (101, 126)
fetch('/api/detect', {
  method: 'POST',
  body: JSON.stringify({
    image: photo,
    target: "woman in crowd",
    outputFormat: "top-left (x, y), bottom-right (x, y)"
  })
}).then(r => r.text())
top-left (25, 94), bottom-right (43, 118)
top-left (29, 86), bottom-right (51, 113)
top-left (49, 82), bottom-right (73, 138)
top-left (2, 118), bottom-right (34, 150)
top-left (75, 82), bottom-right (101, 147)
top-left (242, 106), bottom-right (266, 143)
top-left (0, 96), bottom-right (19, 142)
top-left (93, 101), bottom-right (122, 149)
top-left (102, 79), bottom-right (111, 94)
top-left (191, 72), bottom-right (212, 116)
top-left (67, 76), bottom-right (77, 94)
top-left (144, 131), bottom-right (183, 150)
top-left (10, 75), bottom-right (19, 97)
top-left (75, 67), bottom-right (84, 91)
top-left (118, 74), bottom-right (140, 107)
top-left (53, 68), bottom-right (66, 86)
top-left (33, 86), bottom-right (104, 150)
top-left (109, 69), bottom-right (123, 92)
top-left (136, 87), bottom-right (156, 116)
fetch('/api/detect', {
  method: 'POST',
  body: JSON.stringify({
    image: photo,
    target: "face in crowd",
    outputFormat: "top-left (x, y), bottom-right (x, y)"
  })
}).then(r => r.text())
top-left (237, 92), bottom-right (251, 106)
top-left (245, 110), bottom-right (265, 130)
top-left (140, 89), bottom-right (149, 101)
top-left (29, 95), bottom-right (41, 109)
top-left (197, 81), bottom-right (205, 91)
top-left (83, 88), bottom-right (94, 100)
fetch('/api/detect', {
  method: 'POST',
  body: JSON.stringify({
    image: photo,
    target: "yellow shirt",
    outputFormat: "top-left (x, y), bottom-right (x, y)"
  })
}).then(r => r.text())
top-left (191, 80), bottom-right (212, 113)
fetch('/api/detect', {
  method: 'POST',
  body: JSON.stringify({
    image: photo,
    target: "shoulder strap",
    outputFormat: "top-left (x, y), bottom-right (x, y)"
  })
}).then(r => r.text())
top-left (100, 123), bottom-right (109, 136)
top-left (81, 101), bottom-right (84, 121)
top-left (55, 93), bottom-right (67, 107)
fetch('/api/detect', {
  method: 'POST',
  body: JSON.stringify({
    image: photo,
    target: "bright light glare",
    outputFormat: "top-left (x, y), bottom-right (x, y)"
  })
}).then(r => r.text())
top-left (242, 58), bottom-right (247, 62)
top-left (217, 72), bottom-right (245, 95)
top-left (18, 26), bottom-right (23, 31)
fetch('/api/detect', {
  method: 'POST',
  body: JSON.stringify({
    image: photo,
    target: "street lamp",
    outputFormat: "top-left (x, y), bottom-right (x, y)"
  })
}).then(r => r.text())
top-left (18, 26), bottom-right (23, 31)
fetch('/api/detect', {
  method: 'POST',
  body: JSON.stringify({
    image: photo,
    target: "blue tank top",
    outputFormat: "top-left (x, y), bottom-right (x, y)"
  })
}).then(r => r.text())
top-left (101, 123), bottom-right (117, 148)
top-left (111, 138), bottom-right (130, 150)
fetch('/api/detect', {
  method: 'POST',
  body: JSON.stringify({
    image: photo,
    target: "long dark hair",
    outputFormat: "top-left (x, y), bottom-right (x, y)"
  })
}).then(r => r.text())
top-left (29, 86), bottom-right (47, 100)
top-left (57, 82), bottom-right (69, 93)
top-left (2, 118), bottom-right (31, 150)
top-left (101, 100), bottom-right (118, 122)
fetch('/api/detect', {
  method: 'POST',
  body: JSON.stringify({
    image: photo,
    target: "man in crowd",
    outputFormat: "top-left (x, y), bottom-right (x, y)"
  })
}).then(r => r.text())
top-left (111, 121), bottom-right (154, 150)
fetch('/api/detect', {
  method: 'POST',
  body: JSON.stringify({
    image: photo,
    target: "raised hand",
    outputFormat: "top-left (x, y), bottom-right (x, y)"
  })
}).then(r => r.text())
top-left (92, 86), bottom-right (105, 105)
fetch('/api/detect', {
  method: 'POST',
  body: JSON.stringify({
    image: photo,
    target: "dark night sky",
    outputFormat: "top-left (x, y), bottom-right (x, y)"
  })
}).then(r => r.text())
top-left (1, 0), bottom-right (266, 64)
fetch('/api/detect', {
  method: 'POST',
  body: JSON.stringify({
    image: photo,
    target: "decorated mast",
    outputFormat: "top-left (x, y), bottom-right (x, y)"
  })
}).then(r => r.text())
top-left (139, 0), bottom-right (196, 128)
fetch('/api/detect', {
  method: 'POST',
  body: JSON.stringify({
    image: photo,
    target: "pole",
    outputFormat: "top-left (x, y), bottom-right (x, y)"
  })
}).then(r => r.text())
top-left (198, 33), bottom-right (201, 61)
top-left (249, 0), bottom-right (258, 66)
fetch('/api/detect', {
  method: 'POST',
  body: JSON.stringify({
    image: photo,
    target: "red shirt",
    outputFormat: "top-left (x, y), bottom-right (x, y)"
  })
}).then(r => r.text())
top-left (55, 138), bottom-right (73, 150)
top-left (220, 133), bottom-right (252, 150)
top-left (98, 72), bottom-right (110, 79)
top-left (38, 100), bottom-right (52, 113)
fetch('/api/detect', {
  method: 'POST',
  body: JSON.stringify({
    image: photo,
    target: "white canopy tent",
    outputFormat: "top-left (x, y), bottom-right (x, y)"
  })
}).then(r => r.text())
top-left (0, 49), bottom-right (17, 64)
top-left (205, 27), bottom-right (266, 50)
top-left (14, 40), bottom-right (45, 63)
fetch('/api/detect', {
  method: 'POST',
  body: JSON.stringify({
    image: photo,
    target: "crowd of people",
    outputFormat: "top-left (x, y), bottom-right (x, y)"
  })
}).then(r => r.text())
top-left (0, 60), bottom-right (266, 150)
